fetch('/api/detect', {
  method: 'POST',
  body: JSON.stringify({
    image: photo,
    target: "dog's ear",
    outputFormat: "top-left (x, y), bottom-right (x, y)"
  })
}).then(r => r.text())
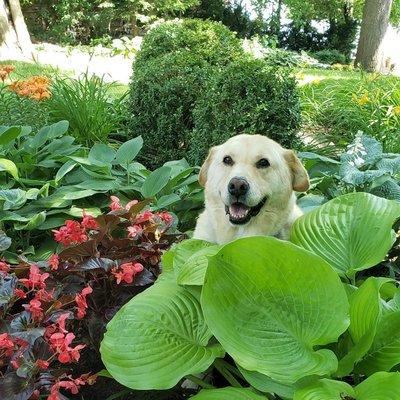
top-left (284, 150), bottom-right (310, 192)
top-left (199, 147), bottom-right (216, 187)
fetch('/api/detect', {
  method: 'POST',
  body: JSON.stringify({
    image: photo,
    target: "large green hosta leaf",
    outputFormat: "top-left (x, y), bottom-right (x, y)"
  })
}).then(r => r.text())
top-left (356, 372), bottom-right (400, 399)
top-left (293, 378), bottom-right (355, 400)
top-left (100, 280), bottom-right (224, 390)
top-left (191, 387), bottom-right (266, 399)
top-left (238, 367), bottom-right (294, 398)
top-left (356, 310), bottom-right (400, 375)
top-left (202, 236), bottom-right (349, 384)
top-left (337, 277), bottom-right (393, 376)
top-left (295, 372), bottom-right (400, 400)
top-left (291, 193), bottom-right (400, 277)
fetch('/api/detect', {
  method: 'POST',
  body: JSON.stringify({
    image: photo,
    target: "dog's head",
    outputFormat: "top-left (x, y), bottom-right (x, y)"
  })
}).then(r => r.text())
top-left (199, 134), bottom-right (309, 225)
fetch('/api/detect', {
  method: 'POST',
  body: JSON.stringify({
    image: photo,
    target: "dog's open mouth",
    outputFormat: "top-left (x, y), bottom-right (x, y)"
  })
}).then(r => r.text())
top-left (225, 197), bottom-right (267, 225)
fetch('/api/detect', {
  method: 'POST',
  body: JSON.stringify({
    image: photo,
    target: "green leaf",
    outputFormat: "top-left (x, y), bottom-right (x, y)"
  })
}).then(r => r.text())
top-left (291, 193), bottom-right (400, 277)
top-left (62, 189), bottom-right (98, 200)
top-left (100, 280), bottom-right (224, 390)
top-left (55, 161), bottom-right (77, 184)
top-left (293, 379), bottom-right (355, 400)
top-left (0, 158), bottom-right (19, 180)
top-left (141, 166), bottom-right (172, 198)
top-left (0, 230), bottom-right (11, 252)
top-left (14, 212), bottom-right (46, 231)
top-left (30, 120), bottom-right (69, 149)
top-left (356, 310), bottom-right (400, 375)
top-left (88, 144), bottom-right (116, 166)
top-left (154, 193), bottom-right (181, 209)
top-left (337, 277), bottom-right (392, 377)
top-left (356, 372), bottom-right (400, 399)
top-left (202, 237), bottom-right (349, 384)
top-left (0, 189), bottom-right (27, 210)
top-left (238, 367), bottom-right (294, 398)
top-left (0, 126), bottom-right (22, 145)
top-left (176, 245), bottom-right (221, 286)
top-left (115, 136), bottom-right (143, 165)
top-left (191, 387), bottom-right (267, 399)
top-left (172, 239), bottom-right (213, 278)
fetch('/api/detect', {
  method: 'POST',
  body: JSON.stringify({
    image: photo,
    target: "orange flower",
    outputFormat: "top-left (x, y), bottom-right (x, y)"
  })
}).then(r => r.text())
top-left (8, 75), bottom-right (51, 101)
top-left (0, 64), bottom-right (14, 82)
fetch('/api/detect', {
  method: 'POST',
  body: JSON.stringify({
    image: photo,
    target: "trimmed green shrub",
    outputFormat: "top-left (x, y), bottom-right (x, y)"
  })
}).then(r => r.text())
top-left (136, 18), bottom-right (244, 67)
top-left (129, 52), bottom-right (210, 167)
top-left (189, 58), bottom-right (302, 165)
top-left (313, 49), bottom-right (347, 65)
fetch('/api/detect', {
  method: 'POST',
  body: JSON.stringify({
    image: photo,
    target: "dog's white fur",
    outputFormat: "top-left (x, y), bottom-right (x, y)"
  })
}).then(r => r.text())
top-left (193, 134), bottom-right (310, 244)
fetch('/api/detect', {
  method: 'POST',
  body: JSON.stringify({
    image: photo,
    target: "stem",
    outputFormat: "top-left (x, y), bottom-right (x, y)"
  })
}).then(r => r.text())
top-left (186, 375), bottom-right (215, 389)
top-left (214, 359), bottom-right (242, 388)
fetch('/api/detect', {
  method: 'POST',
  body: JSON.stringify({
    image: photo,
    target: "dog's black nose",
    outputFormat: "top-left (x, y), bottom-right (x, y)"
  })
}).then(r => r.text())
top-left (228, 177), bottom-right (249, 197)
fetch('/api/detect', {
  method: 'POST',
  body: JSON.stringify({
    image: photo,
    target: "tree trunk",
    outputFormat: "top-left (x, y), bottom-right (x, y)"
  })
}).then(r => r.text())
top-left (355, 0), bottom-right (393, 72)
top-left (0, 0), bottom-right (34, 59)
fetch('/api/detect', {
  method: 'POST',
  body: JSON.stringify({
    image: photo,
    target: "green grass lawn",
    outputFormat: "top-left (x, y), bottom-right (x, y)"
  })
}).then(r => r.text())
top-left (297, 67), bottom-right (400, 153)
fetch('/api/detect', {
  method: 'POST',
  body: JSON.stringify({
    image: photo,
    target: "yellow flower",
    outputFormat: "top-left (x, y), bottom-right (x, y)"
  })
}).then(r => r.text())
top-left (357, 92), bottom-right (370, 106)
top-left (393, 105), bottom-right (400, 115)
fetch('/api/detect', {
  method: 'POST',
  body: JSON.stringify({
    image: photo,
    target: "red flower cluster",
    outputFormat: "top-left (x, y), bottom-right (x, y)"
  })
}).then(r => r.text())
top-left (110, 196), bottom-right (138, 211)
top-left (0, 333), bottom-right (14, 357)
top-left (82, 211), bottom-right (99, 230)
top-left (112, 262), bottom-right (144, 285)
top-left (53, 220), bottom-right (88, 246)
top-left (0, 260), bottom-right (10, 274)
top-left (75, 286), bottom-right (93, 319)
top-left (20, 264), bottom-right (49, 290)
top-left (48, 254), bottom-right (59, 271)
top-left (48, 374), bottom-right (94, 400)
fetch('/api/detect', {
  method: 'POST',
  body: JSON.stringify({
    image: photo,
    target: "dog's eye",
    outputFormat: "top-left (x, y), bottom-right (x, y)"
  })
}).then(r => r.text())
top-left (223, 156), bottom-right (234, 166)
top-left (256, 158), bottom-right (270, 169)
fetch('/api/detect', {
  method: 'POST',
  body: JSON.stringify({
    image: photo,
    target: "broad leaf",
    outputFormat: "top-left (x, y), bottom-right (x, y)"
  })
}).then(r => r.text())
top-left (0, 126), bottom-right (22, 145)
top-left (291, 193), bottom-right (400, 277)
top-left (101, 280), bottom-right (224, 389)
top-left (141, 166), bottom-right (172, 198)
top-left (202, 236), bottom-right (349, 384)
top-left (14, 212), bottom-right (46, 231)
top-left (172, 239), bottom-right (213, 277)
top-left (88, 144), bottom-right (116, 166)
top-left (238, 367), bottom-right (294, 398)
top-left (0, 159), bottom-right (19, 180)
top-left (176, 244), bottom-right (221, 286)
top-left (293, 379), bottom-right (355, 400)
top-left (191, 387), bottom-right (266, 399)
top-left (355, 372), bottom-right (400, 399)
top-left (356, 310), bottom-right (400, 375)
top-left (55, 160), bottom-right (77, 184)
top-left (337, 278), bottom-right (392, 377)
top-left (0, 189), bottom-right (27, 210)
top-left (115, 136), bottom-right (143, 165)
top-left (0, 230), bottom-right (11, 252)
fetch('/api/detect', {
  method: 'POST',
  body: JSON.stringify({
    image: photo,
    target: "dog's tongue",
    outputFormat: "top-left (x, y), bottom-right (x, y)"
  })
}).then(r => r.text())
top-left (229, 203), bottom-right (250, 220)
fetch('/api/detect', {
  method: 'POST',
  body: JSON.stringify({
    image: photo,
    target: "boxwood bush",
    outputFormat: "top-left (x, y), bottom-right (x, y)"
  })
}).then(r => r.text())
top-left (189, 58), bottom-right (302, 165)
top-left (312, 49), bottom-right (347, 65)
top-left (129, 52), bottom-right (210, 167)
top-left (136, 18), bottom-right (244, 67)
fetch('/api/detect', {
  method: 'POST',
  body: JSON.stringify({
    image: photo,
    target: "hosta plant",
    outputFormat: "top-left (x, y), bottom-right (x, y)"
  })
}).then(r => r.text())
top-left (0, 122), bottom-right (202, 255)
top-left (101, 192), bottom-right (400, 399)
top-left (0, 198), bottom-right (182, 399)
top-left (298, 132), bottom-right (400, 213)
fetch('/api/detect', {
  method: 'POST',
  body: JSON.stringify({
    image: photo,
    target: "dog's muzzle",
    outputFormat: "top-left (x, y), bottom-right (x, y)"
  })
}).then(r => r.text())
top-left (225, 197), bottom-right (267, 225)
